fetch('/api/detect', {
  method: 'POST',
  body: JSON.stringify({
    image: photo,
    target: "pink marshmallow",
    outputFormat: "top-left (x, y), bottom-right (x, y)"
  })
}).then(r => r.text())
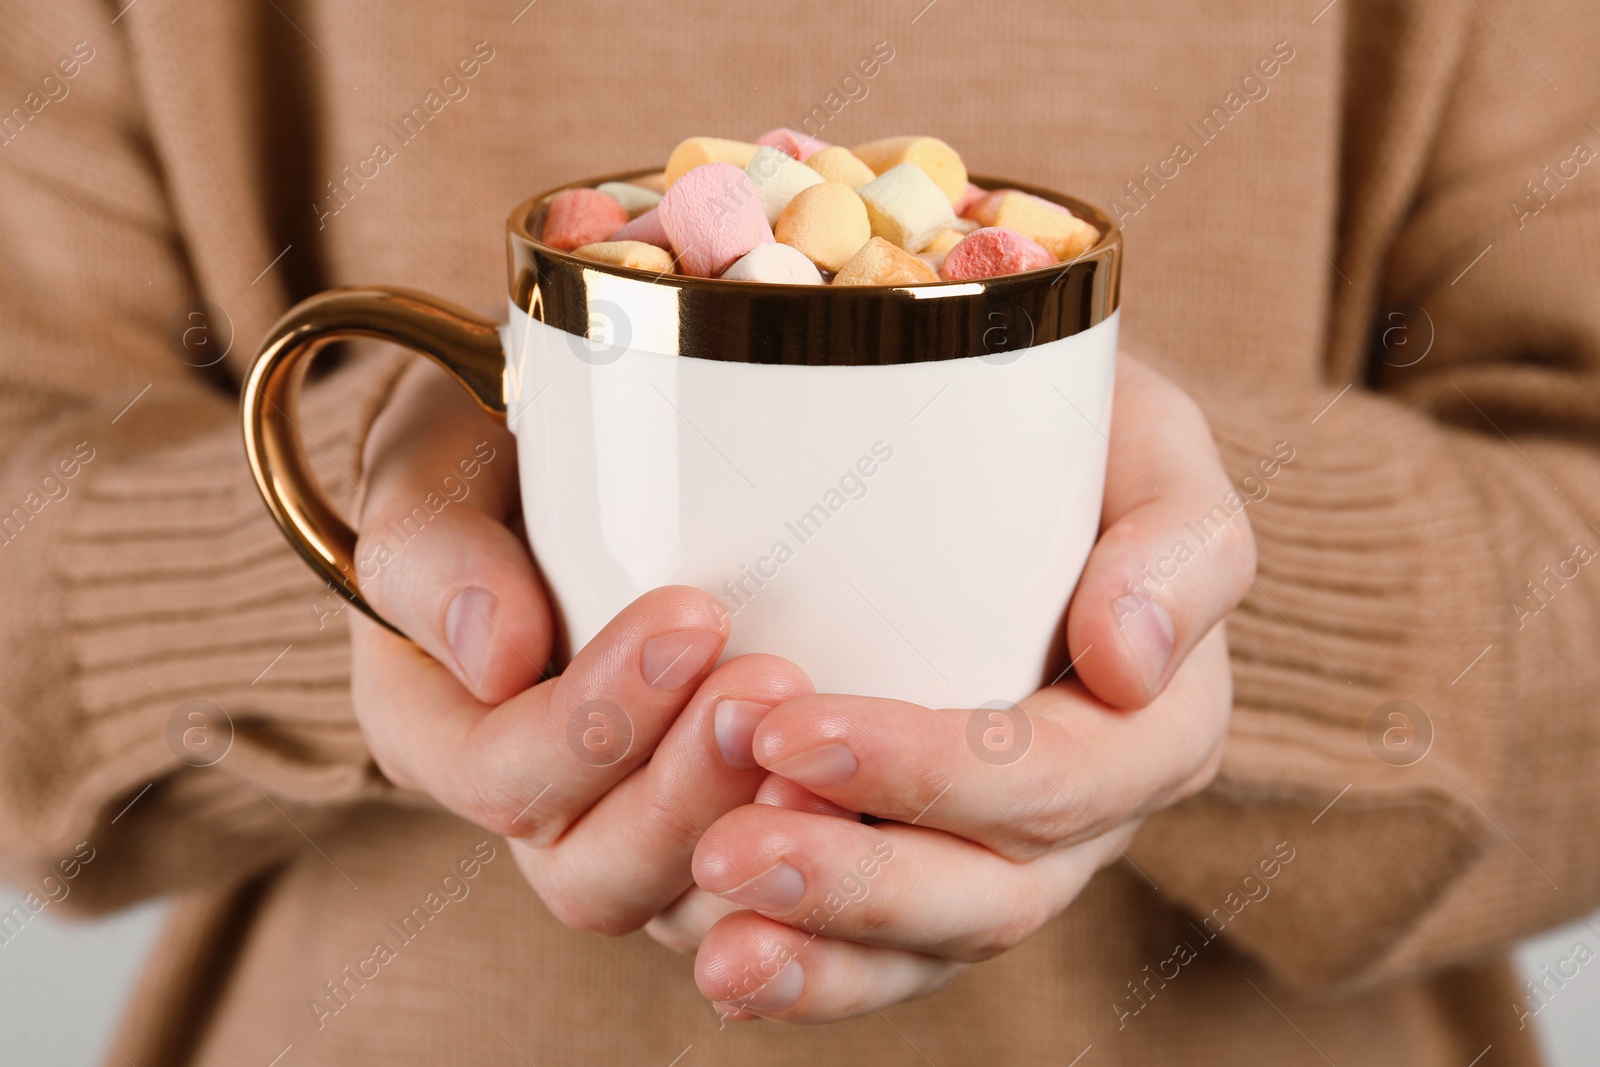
top-left (964, 188), bottom-right (1013, 225)
top-left (656, 162), bottom-right (774, 278)
top-left (966, 187), bottom-right (1069, 227)
top-left (609, 206), bottom-right (671, 250)
top-left (954, 182), bottom-right (987, 217)
top-left (940, 227), bottom-right (1054, 281)
top-left (541, 188), bottom-right (628, 251)
top-left (756, 127), bottom-right (831, 162)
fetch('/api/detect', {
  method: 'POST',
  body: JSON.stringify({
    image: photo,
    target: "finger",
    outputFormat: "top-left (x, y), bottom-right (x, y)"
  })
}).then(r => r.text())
top-left (696, 910), bottom-right (965, 1023)
top-left (355, 360), bottom-right (547, 703)
top-left (644, 767), bottom-right (860, 956)
top-left (1066, 354), bottom-right (1257, 709)
top-left (643, 778), bottom-right (861, 956)
top-left (750, 628), bottom-right (1231, 860)
top-left (350, 584), bottom-right (728, 844)
top-left (514, 654), bottom-right (813, 935)
top-left (695, 807), bottom-right (1126, 960)
top-left (753, 775), bottom-right (860, 819)
top-left (644, 887), bottom-right (743, 955)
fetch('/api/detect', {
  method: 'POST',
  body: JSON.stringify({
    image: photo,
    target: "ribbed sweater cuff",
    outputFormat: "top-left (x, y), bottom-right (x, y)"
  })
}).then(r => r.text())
top-left (1127, 372), bottom-right (1505, 985)
top-left (18, 353), bottom-right (411, 865)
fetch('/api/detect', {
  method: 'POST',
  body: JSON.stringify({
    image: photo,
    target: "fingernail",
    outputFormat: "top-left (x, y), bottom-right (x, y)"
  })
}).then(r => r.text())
top-left (642, 630), bottom-right (723, 691)
top-left (1111, 594), bottom-right (1176, 693)
top-left (717, 861), bottom-right (806, 913)
top-left (446, 586), bottom-right (497, 689)
top-left (768, 743), bottom-right (857, 788)
top-left (725, 958), bottom-right (804, 1013)
top-left (714, 700), bottom-right (773, 771)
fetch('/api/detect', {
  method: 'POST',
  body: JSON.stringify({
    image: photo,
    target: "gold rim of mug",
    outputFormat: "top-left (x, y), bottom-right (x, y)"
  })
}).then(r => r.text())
top-left (505, 169), bottom-right (1120, 366)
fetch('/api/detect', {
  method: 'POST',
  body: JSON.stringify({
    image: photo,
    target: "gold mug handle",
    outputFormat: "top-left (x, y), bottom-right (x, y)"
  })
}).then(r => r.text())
top-left (242, 286), bottom-right (506, 634)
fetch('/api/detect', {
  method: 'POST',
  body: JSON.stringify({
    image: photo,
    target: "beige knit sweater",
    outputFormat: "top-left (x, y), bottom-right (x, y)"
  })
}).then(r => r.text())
top-left (2, 0), bottom-right (1598, 1063)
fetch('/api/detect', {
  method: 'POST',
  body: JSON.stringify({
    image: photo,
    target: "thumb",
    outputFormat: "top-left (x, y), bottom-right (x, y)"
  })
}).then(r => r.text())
top-left (354, 360), bottom-right (552, 703)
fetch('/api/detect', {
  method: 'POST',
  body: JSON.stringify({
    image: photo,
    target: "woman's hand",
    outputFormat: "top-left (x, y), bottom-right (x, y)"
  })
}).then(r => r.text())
top-left (685, 354), bottom-right (1256, 1021)
top-left (347, 360), bottom-right (815, 939)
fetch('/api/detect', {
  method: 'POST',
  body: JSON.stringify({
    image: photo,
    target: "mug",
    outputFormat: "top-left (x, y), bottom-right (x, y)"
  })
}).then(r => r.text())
top-left (244, 171), bottom-right (1121, 711)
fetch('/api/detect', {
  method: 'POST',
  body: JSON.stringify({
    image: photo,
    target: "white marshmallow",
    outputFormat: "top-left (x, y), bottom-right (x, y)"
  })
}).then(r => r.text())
top-left (720, 242), bottom-right (824, 284)
top-left (745, 145), bottom-right (827, 226)
top-left (856, 163), bottom-right (957, 253)
top-left (595, 181), bottom-right (662, 218)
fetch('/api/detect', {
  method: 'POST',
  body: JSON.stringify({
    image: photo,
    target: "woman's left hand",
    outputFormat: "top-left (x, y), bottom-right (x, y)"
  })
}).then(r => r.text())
top-left (681, 354), bottom-right (1256, 1022)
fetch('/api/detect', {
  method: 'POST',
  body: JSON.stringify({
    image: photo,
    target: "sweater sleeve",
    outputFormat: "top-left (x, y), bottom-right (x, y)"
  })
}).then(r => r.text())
top-left (1127, 0), bottom-right (1600, 988)
top-left (0, 4), bottom-right (412, 910)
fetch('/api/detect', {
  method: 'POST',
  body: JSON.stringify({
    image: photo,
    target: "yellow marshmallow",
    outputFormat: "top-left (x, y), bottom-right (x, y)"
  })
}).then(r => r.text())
top-left (804, 146), bottom-right (877, 189)
top-left (834, 237), bottom-right (941, 286)
top-left (571, 240), bottom-right (676, 273)
top-left (631, 171), bottom-right (667, 193)
top-left (857, 164), bottom-right (957, 252)
top-left (775, 182), bottom-right (871, 273)
top-left (664, 137), bottom-right (760, 189)
top-left (850, 136), bottom-right (969, 205)
top-left (990, 192), bottom-right (1101, 261)
top-left (924, 228), bottom-right (964, 257)
top-left (918, 229), bottom-right (964, 274)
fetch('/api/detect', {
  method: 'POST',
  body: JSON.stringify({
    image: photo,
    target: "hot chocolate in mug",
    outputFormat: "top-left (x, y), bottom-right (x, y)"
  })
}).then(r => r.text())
top-left (244, 172), bottom-right (1121, 710)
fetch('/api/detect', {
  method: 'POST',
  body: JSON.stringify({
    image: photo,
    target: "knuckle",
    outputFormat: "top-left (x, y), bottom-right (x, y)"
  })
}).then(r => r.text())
top-left (901, 765), bottom-right (959, 823)
top-left (965, 876), bottom-right (1051, 960)
top-left (349, 527), bottom-right (410, 616)
top-left (1005, 790), bottom-right (1085, 860)
top-left (458, 733), bottom-right (571, 841)
top-left (458, 774), bottom-right (551, 840)
top-left (537, 882), bottom-right (635, 937)
top-left (1094, 515), bottom-right (1150, 566)
top-left (459, 793), bottom-right (521, 839)
top-left (636, 786), bottom-right (704, 849)
top-left (527, 846), bottom-right (648, 938)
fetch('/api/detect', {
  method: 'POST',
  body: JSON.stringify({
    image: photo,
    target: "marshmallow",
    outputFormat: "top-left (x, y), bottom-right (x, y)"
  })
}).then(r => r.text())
top-left (804, 146), bottom-right (877, 189)
top-left (571, 240), bottom-right (676, 273)
top-left (609, 206), bottom-right (671, 249)
top-left (919, 227), bottom-right (966, 272)
top-left (940, 227), bottom-right (1055, 281)
top-left (964, 188), bottom-right (1011, 225)
top-left (756, 127), bottom-right (830, 161)
top-left (542, 188), bottom-right (628, 251)
top-left (721, 242), bottom-right (824, 284)
top-left (665, 137), bottom-right (760, 189)
top-left (851, 136), bottom-right (969, 204)
top-left (982, 191), bottom-right (1101, 261)
top-left (745, 145), bottom-right (826, 225)
top-left (954, 181), bottom-right (987, 217)
top-left (657, 162), bottom-right (774, 278)
top-left (834, 237), bottom-right (941, 286)
top-left (549, 134), bottom-right (1098, 286)
top-left (925, 229), bottom-right (965, 256)
top-left (595, 181), bottom-right (662, 219)
top-left (775, 181), bottom-right (871, 272)
top-left (857, 163), bottom-right (957, 253)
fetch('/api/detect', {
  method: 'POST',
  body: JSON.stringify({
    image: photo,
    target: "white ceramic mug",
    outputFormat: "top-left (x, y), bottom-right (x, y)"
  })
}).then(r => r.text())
top-left (245, 172), bottom-right (1121, 709)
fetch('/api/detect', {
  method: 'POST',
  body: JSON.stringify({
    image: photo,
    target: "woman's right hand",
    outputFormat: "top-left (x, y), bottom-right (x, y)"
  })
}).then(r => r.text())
top-left (346, 359), bottom-right (813, 938)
